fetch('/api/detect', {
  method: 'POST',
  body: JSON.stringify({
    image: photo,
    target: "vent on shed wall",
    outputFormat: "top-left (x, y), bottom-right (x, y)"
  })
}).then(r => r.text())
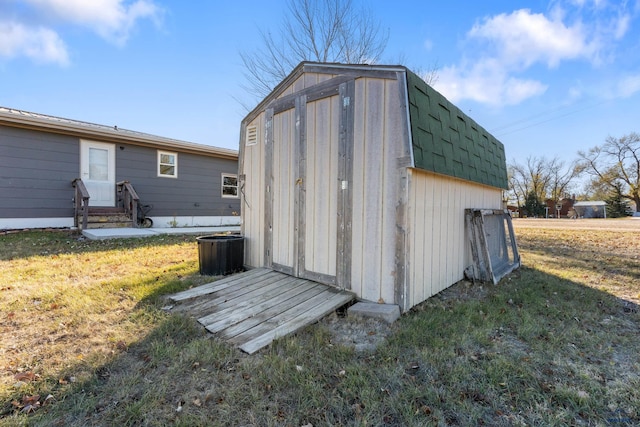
top-left (246, 125), bottom-right (258, 146)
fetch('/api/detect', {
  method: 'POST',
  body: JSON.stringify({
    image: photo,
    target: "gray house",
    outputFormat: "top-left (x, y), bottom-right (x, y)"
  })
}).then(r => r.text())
top-left (0, 106), bottom-right (240, 230)
top-left (239, 62), bottom-right (512, 313)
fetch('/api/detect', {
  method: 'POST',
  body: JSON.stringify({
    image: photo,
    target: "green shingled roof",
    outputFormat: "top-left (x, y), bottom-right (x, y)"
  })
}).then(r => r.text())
top-left (406, 71), bottom-right (508, 190)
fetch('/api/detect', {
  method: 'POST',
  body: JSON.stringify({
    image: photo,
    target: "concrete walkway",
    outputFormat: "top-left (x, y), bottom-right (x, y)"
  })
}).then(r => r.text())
top-left (82, 225), bottom-right (240, 240)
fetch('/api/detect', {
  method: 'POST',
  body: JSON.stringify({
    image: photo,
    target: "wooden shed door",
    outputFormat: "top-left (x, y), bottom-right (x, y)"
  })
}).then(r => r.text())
top-left (266, 82), bottom-right (354, 289)
top-left (269, 107), bottom-right (298, 277)
top-left (300, 95), bottom-right (340, 285)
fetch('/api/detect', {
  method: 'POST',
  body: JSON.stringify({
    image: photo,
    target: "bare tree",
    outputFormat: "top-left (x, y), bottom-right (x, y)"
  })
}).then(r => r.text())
top-left (547, 157), bottom-right (584, 202)
top-left (507, 162), bottom-right (530, 208)
top-left (507, 156), bottom-right (582, 211)
top-left (508, 156), bottom-right (552, 206)
top-left (578, 132), bottom-right (640, 212)
top-left (391, 53), bottom-right (439, 86)
top-left (239, 0), bottom-right (388, 103)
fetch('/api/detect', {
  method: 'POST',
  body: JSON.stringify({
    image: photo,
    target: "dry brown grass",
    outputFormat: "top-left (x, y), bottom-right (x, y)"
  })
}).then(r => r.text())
top-left (0, 231), bottom-right (212, 420)
top-left (513, 219), bottom-right (640, 304)
top-left (1, 222), bottom-right (639, 426)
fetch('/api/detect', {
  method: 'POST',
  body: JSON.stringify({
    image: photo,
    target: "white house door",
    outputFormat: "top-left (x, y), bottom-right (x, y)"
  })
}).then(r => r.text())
top-left (80, 140), bottom-right (115, 207)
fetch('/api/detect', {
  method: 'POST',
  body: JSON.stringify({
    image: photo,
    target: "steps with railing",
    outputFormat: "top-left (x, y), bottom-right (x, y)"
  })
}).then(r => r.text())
top-left (72, 178), bottom-right (90, 229)
top-left (72, 179), bottom-right (146, 229)
top-left (117, 180), bottom-right (139, 228)
top-left (79, 207), bottom-right (132, 229)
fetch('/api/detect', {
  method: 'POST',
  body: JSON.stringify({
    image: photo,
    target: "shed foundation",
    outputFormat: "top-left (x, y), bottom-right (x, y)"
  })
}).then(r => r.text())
top-left (347, 302), bottom-right (400, 324)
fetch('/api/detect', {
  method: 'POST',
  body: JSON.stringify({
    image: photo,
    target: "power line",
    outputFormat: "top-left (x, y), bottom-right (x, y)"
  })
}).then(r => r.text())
top-left (491, 100), bottom-right (605, 137)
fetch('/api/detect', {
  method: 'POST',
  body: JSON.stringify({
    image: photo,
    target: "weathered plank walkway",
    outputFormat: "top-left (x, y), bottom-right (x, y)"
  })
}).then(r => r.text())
top-left (167, 268), bottom-right (354, 354)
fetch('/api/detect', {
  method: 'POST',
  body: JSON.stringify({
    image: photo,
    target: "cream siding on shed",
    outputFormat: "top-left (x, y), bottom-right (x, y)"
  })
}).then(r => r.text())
top-left (239, 114), bottom-right (266, 268)
top-left (287, 72), bottom-right (336, 97)
top-left (406, 169), bottom-right (502, 309)
top-left (350, 76), bottom-right (408, 304)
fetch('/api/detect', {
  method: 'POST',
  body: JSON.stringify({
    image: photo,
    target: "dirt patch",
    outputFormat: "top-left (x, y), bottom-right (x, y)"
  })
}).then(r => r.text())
top-left (320, 309), bottom-right (397, 352)
top-left (320, 279), bottom-right (485, 352)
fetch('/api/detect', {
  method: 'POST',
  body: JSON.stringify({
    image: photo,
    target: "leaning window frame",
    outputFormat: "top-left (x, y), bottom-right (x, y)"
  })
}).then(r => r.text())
top-left (157, 150), bottom-right (178, 178)
top-left (465, 209), bottom-right (520, 285)
top-left (221, 173), bottom-right (239, 198)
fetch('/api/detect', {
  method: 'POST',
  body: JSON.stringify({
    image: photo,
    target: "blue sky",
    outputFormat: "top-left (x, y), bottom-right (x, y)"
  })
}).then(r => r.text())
top-left (1, 0), bottom-right (639, 167)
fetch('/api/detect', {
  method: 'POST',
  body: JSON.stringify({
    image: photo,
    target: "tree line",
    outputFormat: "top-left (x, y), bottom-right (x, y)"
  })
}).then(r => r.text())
top-left (508, 132), bottom-right (640, 217)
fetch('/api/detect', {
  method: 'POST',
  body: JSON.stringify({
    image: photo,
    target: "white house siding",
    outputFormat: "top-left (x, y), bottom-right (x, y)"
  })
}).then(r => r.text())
top-left (406, 169), bottom-right (503, 308)
top-left (350, 76), bottom-right (408, 304)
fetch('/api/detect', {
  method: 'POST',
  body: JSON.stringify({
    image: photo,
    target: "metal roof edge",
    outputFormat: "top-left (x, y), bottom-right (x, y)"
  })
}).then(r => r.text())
top-left (573, 201), bottom-right (607, 206)
top-left (0, 106), bottom-right (238, 159)
top-left (300, 61), bottom-right (407, 74)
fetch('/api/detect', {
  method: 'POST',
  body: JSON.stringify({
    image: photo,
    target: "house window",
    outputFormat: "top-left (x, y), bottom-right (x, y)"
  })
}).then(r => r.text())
top-left (246, 125), bottom-right (258, 146)
top-left (158, 151), bottom-right (177, 178)
top-left (222, 174), bottom-right (239, 198)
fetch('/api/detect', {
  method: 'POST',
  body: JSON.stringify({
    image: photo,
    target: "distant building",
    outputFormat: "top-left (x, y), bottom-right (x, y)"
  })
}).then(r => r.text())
top-left (545, 197), bottom-right (575, 218)
top-left (573, 201), bottom-right (607, 218)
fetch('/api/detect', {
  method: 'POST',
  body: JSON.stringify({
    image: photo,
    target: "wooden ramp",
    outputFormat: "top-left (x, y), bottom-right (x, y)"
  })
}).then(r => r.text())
top-left (167, 268), bottom-right (355, 354)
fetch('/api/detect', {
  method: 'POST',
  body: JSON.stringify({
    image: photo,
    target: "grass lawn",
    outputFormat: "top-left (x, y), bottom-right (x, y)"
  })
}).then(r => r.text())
top-left (1, 224), bottom-right (639, 426)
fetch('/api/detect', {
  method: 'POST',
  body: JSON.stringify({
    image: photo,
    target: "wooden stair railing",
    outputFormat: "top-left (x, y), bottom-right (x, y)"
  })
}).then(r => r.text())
top-left (72, 178), bottom-right (90, 230)
top-left (117, 181), bottom-right (140, 228)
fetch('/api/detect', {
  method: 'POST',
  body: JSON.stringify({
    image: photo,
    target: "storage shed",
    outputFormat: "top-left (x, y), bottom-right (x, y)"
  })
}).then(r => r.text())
top-left (239, 62), bottom-right (509, 313)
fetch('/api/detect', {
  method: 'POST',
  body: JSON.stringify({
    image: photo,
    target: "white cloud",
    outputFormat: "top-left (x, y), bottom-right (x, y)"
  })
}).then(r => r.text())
top-left (567, 85), bottom-right (584, 102)
top-left (433, 2), bottom-right (638, 107)
top-left (468, 9), bottom-right (598, 68)
top-left (0, 21), bottom-right (69, 65)
top-left (435, 60), bottom-right (548, 106)
top-left (0, 0), bottom-right (162, 65)
top-left (432, 9), bottom-right (573, 106)
top-left (615, 74), bottom-right (640, 98)
top-left (23, 0), bottom-right (163, 45)
top-left (613, 13), bottom-right (631, 39)
top-left (565, 0), bottom-right (607, 9)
